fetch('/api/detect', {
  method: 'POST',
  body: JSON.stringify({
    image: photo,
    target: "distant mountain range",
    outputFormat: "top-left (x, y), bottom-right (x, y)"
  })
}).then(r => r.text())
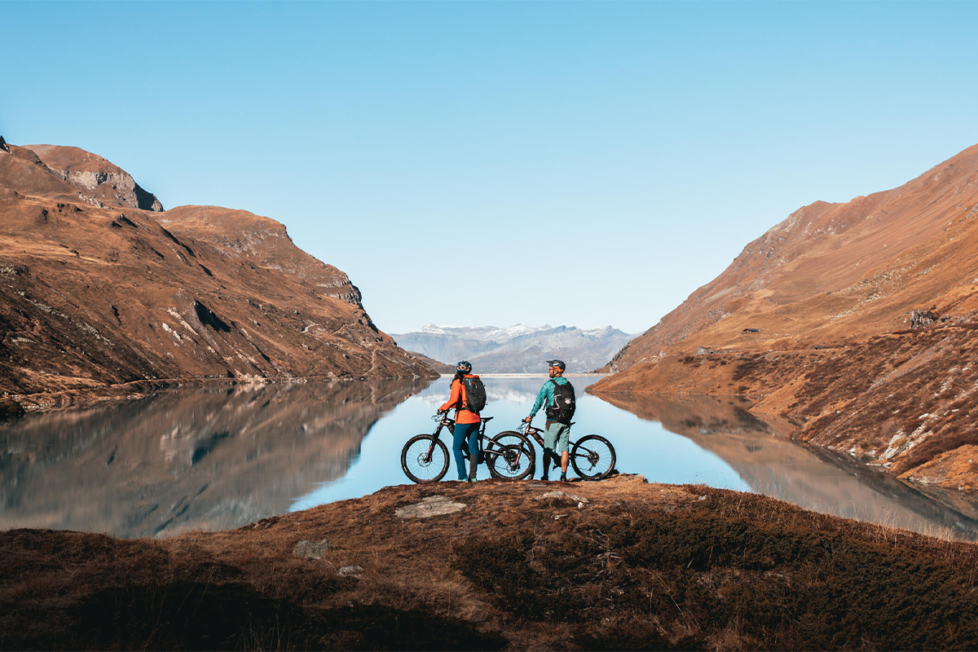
top-left (391, 324), bottom-right (636, 373)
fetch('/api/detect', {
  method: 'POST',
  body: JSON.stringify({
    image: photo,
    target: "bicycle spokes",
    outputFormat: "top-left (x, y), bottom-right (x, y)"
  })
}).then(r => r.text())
top-left (489, 445), bottom-right (532, 479)
top-left (570, 435), bottom-right (615, 480)
top-left (402, 435), bottom-right (450, 483)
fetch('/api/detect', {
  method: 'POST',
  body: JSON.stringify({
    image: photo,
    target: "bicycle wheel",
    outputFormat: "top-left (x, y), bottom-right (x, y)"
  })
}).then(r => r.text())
top-left (486, 432), bottom-right (535, 480)
top-left (570, 434), bottom-right (616, 480)
top-left (491, 431), bottom-right (536, 473)
top-left (491, 431), bottom-right (536, 464)
top-left (401, 434), bottom-right (450, 483)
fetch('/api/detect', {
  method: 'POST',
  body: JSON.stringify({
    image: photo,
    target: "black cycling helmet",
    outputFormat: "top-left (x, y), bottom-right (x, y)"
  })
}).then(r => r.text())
top-left (547, 359), bottom-right (566, 372)
top-left (456, 360), bottom-right (472, 373)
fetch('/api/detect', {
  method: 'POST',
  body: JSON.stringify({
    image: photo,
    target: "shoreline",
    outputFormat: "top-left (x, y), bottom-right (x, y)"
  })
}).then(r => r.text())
top-left (1, 373), bottom-right (438, 418)
top-left (439, 373), bottom-right (607, 378)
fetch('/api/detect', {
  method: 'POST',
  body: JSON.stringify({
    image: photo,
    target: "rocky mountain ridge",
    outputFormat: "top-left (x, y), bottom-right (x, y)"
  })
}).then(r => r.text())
top-left (592, 142), bottom-right (978, 495)
top-left (0, 141), bottom-right (435, 407)
top-left (392, 323), bottom-right (635, 373)
top-left (23, 144), bottom-right (163, 212)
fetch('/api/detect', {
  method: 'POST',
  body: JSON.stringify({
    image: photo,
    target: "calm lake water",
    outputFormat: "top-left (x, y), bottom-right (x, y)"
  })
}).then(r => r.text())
top-left (3, 375), bottom-right (978, 540)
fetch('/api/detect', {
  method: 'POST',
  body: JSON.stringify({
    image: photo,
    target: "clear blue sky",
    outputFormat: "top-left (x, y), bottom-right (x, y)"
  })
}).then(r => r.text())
top-left (3, 2), bottom-right (977, 334)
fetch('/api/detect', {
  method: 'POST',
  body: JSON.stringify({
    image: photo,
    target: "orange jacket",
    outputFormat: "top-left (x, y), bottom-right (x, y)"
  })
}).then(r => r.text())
top-left (439, 375), bottom-right (482, 425)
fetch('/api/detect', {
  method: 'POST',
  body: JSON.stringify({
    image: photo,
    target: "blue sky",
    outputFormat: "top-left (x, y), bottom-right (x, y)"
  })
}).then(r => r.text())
top-left (3, 2), bottom-right (977, 334)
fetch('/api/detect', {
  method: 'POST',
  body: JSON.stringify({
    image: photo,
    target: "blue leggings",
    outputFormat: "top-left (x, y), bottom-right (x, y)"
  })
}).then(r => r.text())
top-left (452, 422), bottom-right (479, 480)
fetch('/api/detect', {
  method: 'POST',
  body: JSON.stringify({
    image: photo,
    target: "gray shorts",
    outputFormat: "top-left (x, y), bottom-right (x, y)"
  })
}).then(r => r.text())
top-left (544, 420), bottom-right (571, 453)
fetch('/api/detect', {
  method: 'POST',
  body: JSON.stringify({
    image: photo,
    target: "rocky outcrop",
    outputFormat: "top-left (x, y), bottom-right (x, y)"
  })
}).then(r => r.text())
top-left (0, 141), bottom-right (436, 400)
top-left (24, 144), bottom-right (163, 211)
top-left (911, 308), bottom-right (939, 329)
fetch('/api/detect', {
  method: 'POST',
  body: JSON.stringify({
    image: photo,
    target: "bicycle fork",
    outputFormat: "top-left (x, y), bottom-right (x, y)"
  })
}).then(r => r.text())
top-left (424, 420), bottom-right (453, 464)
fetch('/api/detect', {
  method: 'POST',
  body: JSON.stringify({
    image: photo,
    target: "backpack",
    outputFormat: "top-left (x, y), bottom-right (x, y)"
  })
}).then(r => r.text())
top-left (457, 376), bottom-right (487, 413)
top-left (545, 379), bottom-right (576, 423)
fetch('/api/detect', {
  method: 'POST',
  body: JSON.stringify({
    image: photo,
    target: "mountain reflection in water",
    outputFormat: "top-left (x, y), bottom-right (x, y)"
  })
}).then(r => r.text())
top-left (5, 376), bottom-right (978, 542)
top-left (0, 379), bottom-right (430, 538)
top-left (596, 392), bottom-right (978, 541)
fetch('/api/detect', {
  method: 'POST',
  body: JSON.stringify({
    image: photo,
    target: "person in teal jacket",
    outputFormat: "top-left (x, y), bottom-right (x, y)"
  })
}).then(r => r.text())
top-left (524, 359), bottom-right (574, 482)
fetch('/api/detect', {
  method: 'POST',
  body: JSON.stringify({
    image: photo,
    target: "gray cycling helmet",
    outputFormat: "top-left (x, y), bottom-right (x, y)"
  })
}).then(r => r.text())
top-left (546, 359), bottom-right (566, 372)
top-left (456, 360), bottom-right (472, 373)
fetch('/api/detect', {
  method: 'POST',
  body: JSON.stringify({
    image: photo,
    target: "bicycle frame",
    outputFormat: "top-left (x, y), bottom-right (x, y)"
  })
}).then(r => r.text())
top-left (519, 420), bottom-right (590, 469)
top-left (520, 421), bottom-right (571, 454)
top-left (426, 415), bottom-right (498, 463)
top-left (518, 421), bottom-right (616, 480)
top-left (402, 413), bottom-right (536, 483)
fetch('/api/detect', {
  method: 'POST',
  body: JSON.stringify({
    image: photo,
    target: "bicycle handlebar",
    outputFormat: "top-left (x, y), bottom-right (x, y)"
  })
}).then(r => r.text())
top-left (518, 422), bottom-right (542, 436)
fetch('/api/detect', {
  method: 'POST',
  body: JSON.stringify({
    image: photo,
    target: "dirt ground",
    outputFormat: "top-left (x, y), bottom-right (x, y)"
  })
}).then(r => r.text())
top-left (4, 475), bottom-right (978, 650)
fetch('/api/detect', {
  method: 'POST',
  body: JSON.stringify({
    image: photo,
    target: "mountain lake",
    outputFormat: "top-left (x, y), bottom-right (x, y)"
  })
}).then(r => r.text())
top-left (3, 375), bottom-right (977, 540)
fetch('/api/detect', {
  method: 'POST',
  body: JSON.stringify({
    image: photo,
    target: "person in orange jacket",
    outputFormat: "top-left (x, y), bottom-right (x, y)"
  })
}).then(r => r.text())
top-left (438, 361), bottom-right (482, 481)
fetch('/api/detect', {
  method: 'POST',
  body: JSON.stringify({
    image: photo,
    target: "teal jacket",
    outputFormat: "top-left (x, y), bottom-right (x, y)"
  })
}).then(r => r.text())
top-left (529, 377), bottom-right (572, 419)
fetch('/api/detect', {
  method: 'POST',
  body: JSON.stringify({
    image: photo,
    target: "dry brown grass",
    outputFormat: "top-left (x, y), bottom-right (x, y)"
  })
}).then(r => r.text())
top-left (3, 477), bottom-right (978, 650)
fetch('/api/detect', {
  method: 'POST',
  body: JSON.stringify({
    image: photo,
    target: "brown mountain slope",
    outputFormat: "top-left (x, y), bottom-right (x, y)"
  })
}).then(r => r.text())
top-left (0, 142), bottom-right (435, 403)
top-left (158, 205), bottom-right (365, 308)
top-left (592, 143), bottom-right (978, 494)
top-left (403, 350), bottom-right (455, 373)
top-left (606, 142), bottom-right (978, 369)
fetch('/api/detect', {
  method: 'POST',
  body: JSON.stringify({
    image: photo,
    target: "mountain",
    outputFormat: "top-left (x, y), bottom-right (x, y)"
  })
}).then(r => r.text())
top-left (604, 143), bottom-right (978, 371)
top-left (391, 324), bottom-right (636, 373)
top-left (25, 144), bottom-right (164, 212)
top-left (403, 350), bottom-right (455, 374)
top-left (0, 141), bottom-right (435, 404)
top-left (591, 142), bottom-right (978, 495)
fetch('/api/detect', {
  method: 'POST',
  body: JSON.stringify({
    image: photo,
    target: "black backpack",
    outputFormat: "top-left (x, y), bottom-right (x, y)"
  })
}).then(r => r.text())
top-left (545, 379), bottom-right (576, 423)
top-left (458, 376), bottom-right (487, 413)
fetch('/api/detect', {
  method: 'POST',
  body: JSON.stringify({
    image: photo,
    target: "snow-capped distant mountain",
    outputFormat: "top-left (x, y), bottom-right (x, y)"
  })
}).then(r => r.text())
top-left (391, 324), bottom-right (637, 373)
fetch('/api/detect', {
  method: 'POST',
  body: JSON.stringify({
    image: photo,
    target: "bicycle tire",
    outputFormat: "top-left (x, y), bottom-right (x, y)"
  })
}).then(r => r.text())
top-left (401, 434), bottom-right (450, 483)
top-left (491, 431), bottom-right (537, 463)
top-left (499, 429), bottom-right (544, 479)
top-left (486, 431), bottom-right (535, 480)
top-left (570, 434), bottom-right (616, 480)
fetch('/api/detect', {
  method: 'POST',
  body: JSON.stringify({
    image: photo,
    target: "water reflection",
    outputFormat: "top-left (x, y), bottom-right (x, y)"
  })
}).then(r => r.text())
top-left (596, 392), bottom-right (978, 540)
top-left (5, 375), bottom-right (978, 542)
top-left (0, 379), bottom-right (430, 538)
top-left (294, 375), bottom-right (755, 509)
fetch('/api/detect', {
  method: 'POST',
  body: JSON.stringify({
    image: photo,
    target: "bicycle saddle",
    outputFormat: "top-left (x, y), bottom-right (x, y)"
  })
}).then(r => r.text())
top-left (481, 416), bottom-right (494, 422)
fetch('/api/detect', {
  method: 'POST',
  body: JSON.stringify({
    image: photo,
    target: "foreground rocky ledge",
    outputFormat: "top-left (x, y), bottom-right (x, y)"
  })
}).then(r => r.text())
top-left (3, 476), bottom-right (978, 650)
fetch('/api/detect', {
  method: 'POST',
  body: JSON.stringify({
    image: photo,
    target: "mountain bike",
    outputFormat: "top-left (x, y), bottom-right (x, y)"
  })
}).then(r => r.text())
top-left (401, 415), bottom-right (535, 483)
top-left (504, 420), bottom-right (616, 480)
